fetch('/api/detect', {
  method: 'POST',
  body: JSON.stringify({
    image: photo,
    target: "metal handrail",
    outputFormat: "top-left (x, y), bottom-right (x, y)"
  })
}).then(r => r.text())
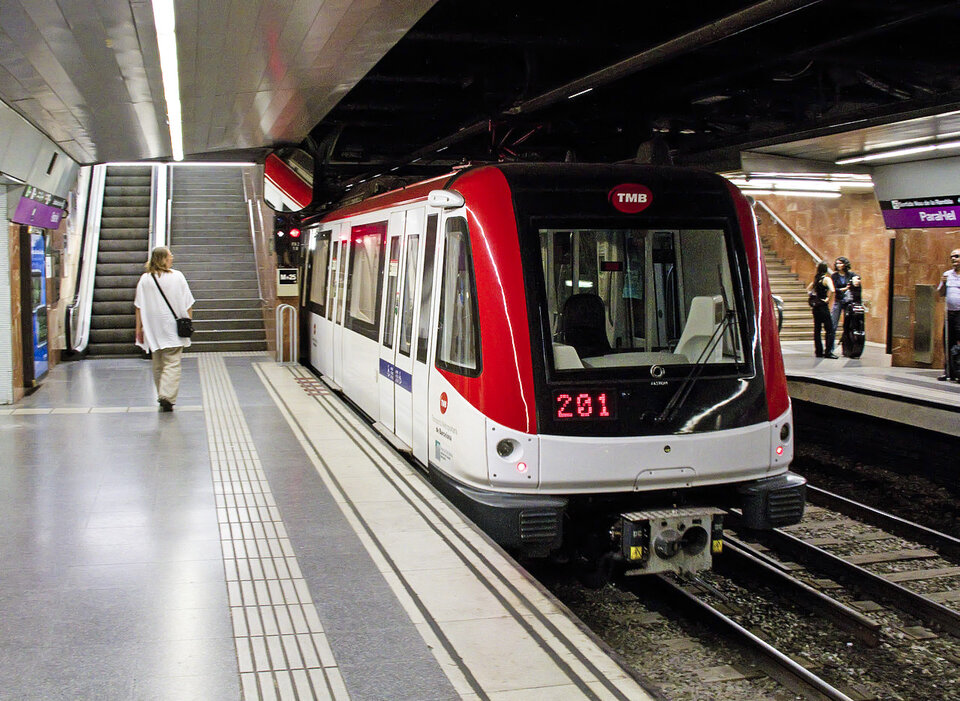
top-left (755, 199), bottom-right (822, 265)
top-left (275, 303), bottom-right (297, 364)
top-left (69, 164), bottom-right (108, 353)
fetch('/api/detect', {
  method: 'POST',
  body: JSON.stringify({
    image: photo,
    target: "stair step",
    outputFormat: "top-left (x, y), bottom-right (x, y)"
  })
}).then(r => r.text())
top-left (86, 343), bottom-right (143, 357)
top-left (98, 239), bottom-right (149, 253)
top-left (96, 263), bottom-right (145, 276)
top-left (95, 275), bottom-right (142, 289)
top-left (193, 308), bottom-right (263, 321)
top-left (98, 251), bottom-right (148, 265)
top-left (186, 339), bottom-right (268, 353)
top-left (193, 298), bottom-right (262, 310)
top-left (89, 328), bottom-right (136, 344)
top-left (92, 301), bottom-right (136, 315)
top-left (193, 319), bottom-right (265, 331)
top-left (90, 314), bottom-right (137, 329)
top-left (93, 288), bottom-right (137, 302)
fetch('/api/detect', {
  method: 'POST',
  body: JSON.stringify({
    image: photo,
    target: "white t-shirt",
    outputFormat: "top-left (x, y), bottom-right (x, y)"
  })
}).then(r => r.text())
top-left (940, 268), bottom-right (960, 312)
top-left (134, 270), bottom-right (196, 351)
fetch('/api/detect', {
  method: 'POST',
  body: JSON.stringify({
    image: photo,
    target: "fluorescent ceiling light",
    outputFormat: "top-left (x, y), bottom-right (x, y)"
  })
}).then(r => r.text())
top-left (729, 178), bottom-right (841, 192)
top-left (152, 0), bottom-right (184, 161)
top-left (837, 138), bottom-right (960, 165)
top-left (105, 161), bottom-right (255, 167)
top-left (568, 87), bottom-right (594, 99)
top-left (742, 189), bottom-right (842, 199)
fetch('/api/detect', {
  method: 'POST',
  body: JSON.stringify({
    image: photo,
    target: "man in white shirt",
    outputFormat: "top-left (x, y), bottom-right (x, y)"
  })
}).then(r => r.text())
top-left (937, 248), bottom-right (960, 382)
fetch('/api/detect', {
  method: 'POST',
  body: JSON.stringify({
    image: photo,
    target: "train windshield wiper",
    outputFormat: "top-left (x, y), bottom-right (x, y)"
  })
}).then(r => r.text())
top-left (656, 310), bottom-right (737, 424)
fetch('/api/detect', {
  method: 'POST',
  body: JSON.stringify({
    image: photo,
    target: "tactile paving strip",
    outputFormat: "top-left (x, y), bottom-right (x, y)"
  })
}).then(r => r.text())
top-left (198, 354), bottom-right (348, 701)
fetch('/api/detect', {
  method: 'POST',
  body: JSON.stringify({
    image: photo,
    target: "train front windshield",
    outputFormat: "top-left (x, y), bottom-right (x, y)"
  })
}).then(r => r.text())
top-left (540, 227), bottom-right (747, 372)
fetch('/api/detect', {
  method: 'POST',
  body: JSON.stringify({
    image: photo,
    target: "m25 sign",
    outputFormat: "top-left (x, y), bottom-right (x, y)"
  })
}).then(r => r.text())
top-left (608, 183), bottom-right (653, 213)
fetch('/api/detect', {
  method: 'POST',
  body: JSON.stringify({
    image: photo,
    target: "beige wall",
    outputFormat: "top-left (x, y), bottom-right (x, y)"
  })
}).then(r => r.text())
top-left (891, 228), bottom-right (960, 369)
top-left (754, 192), bottom-right (891, 344)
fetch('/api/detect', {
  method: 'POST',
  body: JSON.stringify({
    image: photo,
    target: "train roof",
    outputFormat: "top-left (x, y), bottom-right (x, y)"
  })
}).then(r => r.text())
top-left (307, 162), bottom-right (731, 224)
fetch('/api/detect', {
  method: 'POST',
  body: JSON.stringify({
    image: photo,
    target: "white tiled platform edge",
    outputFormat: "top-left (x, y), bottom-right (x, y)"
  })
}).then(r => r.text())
top-left (254, 362), bottom-right (653, 701)
top-left (198, 354), bottom-right (349, 701)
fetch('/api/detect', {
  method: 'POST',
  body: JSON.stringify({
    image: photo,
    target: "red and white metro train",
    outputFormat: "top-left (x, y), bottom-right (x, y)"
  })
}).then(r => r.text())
top-left (297, 163), bottom-right (805, 576)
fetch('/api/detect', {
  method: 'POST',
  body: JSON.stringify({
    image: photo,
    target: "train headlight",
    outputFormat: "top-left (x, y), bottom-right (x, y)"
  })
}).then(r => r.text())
top-left (780, 423), bottom-right (790, 441)
top-left (496, 439), bottom-right (519, 459)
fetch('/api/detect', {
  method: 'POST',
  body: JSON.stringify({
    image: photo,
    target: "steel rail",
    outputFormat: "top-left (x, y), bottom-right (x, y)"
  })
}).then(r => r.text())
top-left (726, 512), bottom-right (960, 637)
top-left (807, 485), bottom-right (960, 561)
top-left (720, 535), bottom-right (882, 647)
top-left (643, 575), bottom-right (854, 701)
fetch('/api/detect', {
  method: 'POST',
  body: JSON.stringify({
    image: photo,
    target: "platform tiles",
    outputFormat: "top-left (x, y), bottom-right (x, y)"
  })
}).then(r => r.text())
top-left (248, 360), bottom-right (655, 701)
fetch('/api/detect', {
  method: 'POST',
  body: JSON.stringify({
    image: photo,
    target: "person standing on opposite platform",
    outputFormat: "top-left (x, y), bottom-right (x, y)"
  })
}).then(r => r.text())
top-left (807, 260), bottom-right (837, 359)
top-left (135, 246), bottom-right (195, 411)
top-left (830, 256), bottom-right (854, 354)
top-left (937, 248), bottom-right (960, 382)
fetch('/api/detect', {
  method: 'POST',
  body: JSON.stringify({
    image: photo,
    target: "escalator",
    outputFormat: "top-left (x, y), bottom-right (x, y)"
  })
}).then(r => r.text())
top-left (86, 166), bottom-right (152, 356)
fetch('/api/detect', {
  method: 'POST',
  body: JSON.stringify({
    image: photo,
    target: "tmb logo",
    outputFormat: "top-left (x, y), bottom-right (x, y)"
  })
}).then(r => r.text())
top-left (608, 183), bottom-right (653, 214)
top-left (439, 392), bottom-right (448, 414)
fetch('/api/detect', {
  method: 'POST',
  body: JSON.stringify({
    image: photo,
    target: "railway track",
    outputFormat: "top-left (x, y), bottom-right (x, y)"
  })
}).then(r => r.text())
top-left (545, 488), bottom-right (960, 700)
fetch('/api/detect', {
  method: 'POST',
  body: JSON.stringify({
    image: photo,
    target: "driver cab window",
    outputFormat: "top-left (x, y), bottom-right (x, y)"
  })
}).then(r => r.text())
top-left (541, 227), bottom-right (744, 372)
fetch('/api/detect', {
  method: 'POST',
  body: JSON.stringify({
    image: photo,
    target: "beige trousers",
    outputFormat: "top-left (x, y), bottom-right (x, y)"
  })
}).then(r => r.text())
top-left (152, 346), bottom-right (183, 404)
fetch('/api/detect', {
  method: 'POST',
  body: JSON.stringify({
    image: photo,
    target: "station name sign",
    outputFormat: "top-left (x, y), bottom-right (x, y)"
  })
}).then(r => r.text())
top-left (879, 194), bottom-right (960, 229)
top-left (11, 184), bottom-right (68, 229)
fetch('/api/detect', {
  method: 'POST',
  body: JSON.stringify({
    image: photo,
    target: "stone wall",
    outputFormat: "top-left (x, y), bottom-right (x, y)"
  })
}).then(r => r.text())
top-left (754, 192), bottom-right (891, 344)
top-left (891, 228), bottom-right (960, 370)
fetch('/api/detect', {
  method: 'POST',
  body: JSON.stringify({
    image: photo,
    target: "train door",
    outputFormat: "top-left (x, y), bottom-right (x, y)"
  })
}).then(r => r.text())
top-left (393, 207), bottom-right (424, 448)
top-left (331, 227), bottom-right (349, 388)
top-left (411, 212), bottom-right (440, 465)
top-left (377, 211), bottom-right (405, 433)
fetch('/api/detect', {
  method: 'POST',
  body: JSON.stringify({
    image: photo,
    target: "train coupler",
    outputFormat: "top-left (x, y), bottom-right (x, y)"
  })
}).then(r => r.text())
top-left (618, 507), bottom-right (724, 576)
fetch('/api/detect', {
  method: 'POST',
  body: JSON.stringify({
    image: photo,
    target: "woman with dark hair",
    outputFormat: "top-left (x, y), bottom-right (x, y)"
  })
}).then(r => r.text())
top-left (135, 246), bottom-right (195, 411)
top-left (831, 256), bottom-right (854, 352)
top-left (807, 261), bottom-right (837, 358)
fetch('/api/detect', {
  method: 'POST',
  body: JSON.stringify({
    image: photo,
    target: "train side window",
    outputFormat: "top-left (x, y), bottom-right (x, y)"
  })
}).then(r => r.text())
top-left (382, 236), bottom-right (401, 349)
top-left (399, 233), bottom-right (420, 357)
top-left (307, 231), bottom-right (331, 317)
top-left (436, 216), bottom-right (481, 377)
top-left (415, 215), bottom-right (439, 364)
top-left (345, 221), bottom-right (386, 341)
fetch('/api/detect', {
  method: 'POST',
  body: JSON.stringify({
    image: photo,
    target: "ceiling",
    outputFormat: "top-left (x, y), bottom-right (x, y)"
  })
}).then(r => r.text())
top-left (2, 0), bottom-right (960, 202)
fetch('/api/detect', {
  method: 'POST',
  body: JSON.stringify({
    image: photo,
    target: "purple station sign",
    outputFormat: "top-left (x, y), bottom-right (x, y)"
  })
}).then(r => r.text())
top-left (11, 185), bottom-right (67, 230)
top-left (879, 195), bottom-right (960, 229)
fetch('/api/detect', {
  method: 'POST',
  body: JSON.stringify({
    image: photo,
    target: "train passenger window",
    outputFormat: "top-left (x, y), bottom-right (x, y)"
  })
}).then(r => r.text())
top-left (416, 215), bottom-right (439, 364)
top-left (540, 227), bottom-right (744, 372)
top-left (307, 231), bottom-right (331, 317)
top-left (436, 217), bottom-right (481, 376)
top-left (382, 236), bottom-right (401, 349)
top-left (345, 221), bottom-right (386, 341)
top-left (399, 234), bottom-right (420, 356)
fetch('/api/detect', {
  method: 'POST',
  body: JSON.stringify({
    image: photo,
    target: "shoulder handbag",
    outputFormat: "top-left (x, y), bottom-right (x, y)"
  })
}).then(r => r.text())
top-left (152, 273), bottom-right (194, 338)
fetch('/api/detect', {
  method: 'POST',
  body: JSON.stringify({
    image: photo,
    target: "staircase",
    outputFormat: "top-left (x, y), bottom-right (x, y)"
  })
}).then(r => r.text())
top-left (169, 167), bottom-right (266, 352)
top-left (88, 165), bottom-right (152, 356)
top-left (763, 242), bottom-right (811, 342)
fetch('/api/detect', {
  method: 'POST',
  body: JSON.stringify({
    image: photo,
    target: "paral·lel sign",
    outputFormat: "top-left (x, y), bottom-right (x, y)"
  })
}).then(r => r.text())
top-left (879, 195), bottom-right (959, 229)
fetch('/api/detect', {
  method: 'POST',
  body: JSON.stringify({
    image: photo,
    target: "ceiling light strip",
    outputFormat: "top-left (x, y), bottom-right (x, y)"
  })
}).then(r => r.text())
top-left (837, 138), bottom-right (960, 165)
top-left (152, 0), bottom-right (184, 161)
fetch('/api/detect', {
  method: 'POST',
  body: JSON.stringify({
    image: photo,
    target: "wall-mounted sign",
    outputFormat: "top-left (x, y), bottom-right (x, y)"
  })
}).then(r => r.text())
top-left (878, 195), bottom-right (959, 229)
top-left (11, 184), bottom-right (67, 229)
top-left (277, 268), bottom-right (299, 296)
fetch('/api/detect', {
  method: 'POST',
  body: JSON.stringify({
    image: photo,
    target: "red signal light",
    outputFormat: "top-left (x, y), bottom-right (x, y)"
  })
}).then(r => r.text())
top-left (289, 228), bottom-right (301, 238)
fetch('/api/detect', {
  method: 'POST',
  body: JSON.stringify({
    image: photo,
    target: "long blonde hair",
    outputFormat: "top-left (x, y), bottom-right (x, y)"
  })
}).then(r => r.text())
top-left (145, 246), bottom-right (172, 274)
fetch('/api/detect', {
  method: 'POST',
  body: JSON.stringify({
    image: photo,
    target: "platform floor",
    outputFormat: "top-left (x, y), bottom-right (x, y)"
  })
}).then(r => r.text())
top-left (0, 354), bottom-right (652, 701)
top-left (780, 341), bottom-right (959, 436)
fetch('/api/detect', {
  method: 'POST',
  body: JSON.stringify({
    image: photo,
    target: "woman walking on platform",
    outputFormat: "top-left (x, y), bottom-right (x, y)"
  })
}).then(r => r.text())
top-left (807, 261), bottom-right (837, 359)
top-left (135, 246), bottom-right (195, 411)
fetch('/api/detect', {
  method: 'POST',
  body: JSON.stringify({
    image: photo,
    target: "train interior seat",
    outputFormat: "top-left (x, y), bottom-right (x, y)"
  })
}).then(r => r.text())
top-left (673, 295), bottom-right (724, 364)
top-left (560, 293), bottom-right (612, 359)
